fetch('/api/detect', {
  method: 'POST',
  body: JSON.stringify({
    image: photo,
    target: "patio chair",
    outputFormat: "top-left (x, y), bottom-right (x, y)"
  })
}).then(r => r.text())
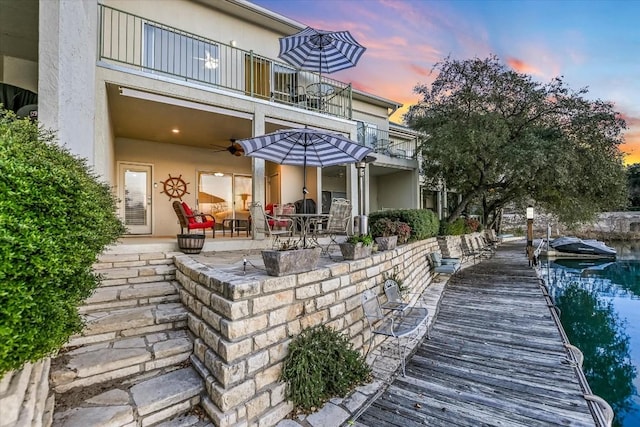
top-left (249, 202), bottom-right (294, 249)
top-left (382, 279), bottom-right (430, 323)
top-left (315, 198), bottom-right (352, 254)
top-left (362, 289), bottom-right (429, 376)
top-left (172, 201), bottom-right (216, 237)
top-left (428, 252), bottom-right (461, 274)
top-left (460, 238), bottom-right (480, 264)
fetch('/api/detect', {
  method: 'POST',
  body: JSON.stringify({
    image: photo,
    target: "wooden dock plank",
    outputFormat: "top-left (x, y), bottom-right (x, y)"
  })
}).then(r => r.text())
top-left (354, 242), bottom-right (596, 427)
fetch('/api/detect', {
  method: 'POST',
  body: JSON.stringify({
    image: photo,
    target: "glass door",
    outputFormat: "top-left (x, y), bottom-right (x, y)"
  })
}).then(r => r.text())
top-left (197, 172), bottom-right (252, 224)
top-left (118, 163), bottom-right (152, 234)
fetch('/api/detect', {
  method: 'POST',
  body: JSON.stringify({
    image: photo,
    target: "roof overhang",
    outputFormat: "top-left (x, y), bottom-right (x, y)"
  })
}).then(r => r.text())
top-left (193, 0), bottom-right (305, 35)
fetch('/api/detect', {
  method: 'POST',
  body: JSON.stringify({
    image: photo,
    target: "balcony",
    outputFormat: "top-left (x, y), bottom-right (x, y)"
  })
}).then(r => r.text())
top-left (98, 5), bottom-right (352, 119)
top-left (360, 128), bottom-right (416, 160)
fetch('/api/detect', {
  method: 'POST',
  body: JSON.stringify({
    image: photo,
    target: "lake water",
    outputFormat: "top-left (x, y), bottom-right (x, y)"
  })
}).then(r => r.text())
top-left (538, 242), bottom-right (640, 427)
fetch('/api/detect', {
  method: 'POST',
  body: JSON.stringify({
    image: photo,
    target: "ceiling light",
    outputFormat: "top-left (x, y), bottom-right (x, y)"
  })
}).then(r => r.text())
top-left (172, 128), bottom-right (180, 134)
top-left (214, 172), bottom-right (224, 177)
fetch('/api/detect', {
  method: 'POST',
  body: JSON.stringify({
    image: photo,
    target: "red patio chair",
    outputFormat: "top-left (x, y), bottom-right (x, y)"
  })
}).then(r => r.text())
top-left (172, 201), bottom-right (216, 237)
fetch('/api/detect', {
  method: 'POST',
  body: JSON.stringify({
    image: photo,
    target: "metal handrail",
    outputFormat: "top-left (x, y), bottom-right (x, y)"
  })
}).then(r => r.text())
top-left (98, 4), bottom-right (352, 119)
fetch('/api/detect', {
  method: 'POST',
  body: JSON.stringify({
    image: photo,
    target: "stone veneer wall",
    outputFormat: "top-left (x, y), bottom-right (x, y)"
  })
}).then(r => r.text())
top-left (174, 237), bottom-right (445, 427)
top-left (0, 360), bottom-right (53, 427)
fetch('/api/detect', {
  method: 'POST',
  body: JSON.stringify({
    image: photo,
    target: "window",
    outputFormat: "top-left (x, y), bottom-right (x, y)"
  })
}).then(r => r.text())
top-left (144, 24), bottom-right (219, 84)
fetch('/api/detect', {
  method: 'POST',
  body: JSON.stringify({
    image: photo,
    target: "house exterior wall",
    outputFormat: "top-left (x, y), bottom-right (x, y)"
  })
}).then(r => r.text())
top-left (30, 0), bottom-right (419, 237)
top-left (115, 137), bottom-right (254, 236)
top-left (373, 169), bottom-right (417, 210)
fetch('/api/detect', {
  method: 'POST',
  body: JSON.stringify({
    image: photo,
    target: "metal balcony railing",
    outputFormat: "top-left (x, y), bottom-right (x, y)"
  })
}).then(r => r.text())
top-left (359, 129), bottom-right (416, 160)
top-left (98, 5), bottom-right (352, 119)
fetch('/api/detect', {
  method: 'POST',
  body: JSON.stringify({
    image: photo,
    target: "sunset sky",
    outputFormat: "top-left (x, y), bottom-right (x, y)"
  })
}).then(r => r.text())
top-left (253, 0), bottom-right (640, 164)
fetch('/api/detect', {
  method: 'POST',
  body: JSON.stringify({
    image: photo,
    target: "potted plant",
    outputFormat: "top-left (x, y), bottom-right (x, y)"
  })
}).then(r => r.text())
top-left (339, 234), bottom-right (374, 260)
top-left (261, 240), bottom-right (322, 277)
top-left (370, 218), bottom-right (412, 250)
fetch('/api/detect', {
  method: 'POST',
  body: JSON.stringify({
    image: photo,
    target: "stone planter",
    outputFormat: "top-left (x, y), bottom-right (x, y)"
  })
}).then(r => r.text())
top-left (339, 242), bottom-right (373, 260)
top-left (177, 234), bottom-right (205, 254)
top-left (375, 235), bottom-right (398, 251)
top-left (262, 247), bottom-right (322, 277)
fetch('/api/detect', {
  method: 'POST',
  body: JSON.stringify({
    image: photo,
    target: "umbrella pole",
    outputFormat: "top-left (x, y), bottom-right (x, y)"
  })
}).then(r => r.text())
top-left (302, 146), bottom-right (307, 246)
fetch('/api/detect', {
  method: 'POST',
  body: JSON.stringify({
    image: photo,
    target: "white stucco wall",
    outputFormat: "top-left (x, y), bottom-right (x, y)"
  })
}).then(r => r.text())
top-left (38, 0), bottom-right (97, 166)
top-left (373, 170), bottom-right (417, 211)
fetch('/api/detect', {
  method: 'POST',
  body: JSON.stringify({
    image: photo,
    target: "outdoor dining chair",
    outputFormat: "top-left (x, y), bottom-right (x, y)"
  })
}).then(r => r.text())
top-left (249, 202), bottom-right (294, 249)
top-left (314, 198), bottom-right (352, 255)
top-left (362, 289), bottom-right (429, 376)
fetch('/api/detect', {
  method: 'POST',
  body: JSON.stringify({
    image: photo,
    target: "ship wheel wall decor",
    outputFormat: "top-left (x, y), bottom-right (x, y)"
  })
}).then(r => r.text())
top-left (161, 174), bottom-right (190, 200)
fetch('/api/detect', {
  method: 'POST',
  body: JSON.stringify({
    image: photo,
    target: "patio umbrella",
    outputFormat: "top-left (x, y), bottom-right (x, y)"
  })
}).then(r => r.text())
top-left (279, 27), bottom-right (366, 105)
top-left (236, 128), bottom-right (372, 213)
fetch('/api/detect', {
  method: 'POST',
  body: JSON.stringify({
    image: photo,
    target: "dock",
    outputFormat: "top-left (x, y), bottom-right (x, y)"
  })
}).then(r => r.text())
top-left (354, 242), bottom-right (600, 427)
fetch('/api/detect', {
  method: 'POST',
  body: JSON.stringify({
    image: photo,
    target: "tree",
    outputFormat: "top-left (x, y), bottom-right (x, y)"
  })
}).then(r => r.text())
top-left (0, 110), bottom-right (125, 376)
top-left (406, 55), bottom-right (628, 228)
top-left (628, 163), bottom-right (640, 208)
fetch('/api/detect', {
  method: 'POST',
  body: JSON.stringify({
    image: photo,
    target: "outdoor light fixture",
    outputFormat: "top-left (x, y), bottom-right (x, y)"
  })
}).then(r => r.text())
top-left (526, 206), bottom-right (534, 220)
top-left (526, 205), bottom-right (535, 266)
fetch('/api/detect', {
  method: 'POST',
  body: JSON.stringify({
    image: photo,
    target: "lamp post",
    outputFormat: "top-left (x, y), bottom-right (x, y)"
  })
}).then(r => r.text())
top-left (526, 206), bottom-right (534, 265)
top-left (355, 155), bottom-right (376, 235)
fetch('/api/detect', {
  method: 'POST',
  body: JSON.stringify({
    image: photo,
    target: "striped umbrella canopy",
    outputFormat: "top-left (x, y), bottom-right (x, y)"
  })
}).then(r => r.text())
top-left (278, 27), bottom-right (366, 76)
top-left (236, 128), bottom-right (372, 212)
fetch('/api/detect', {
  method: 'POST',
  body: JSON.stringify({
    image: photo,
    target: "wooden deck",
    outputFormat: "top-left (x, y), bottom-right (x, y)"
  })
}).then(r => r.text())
top-left (355, 242), bottom-right (597, 427)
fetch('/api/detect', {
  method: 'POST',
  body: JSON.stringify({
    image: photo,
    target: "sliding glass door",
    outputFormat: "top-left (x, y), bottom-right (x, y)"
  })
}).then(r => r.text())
top-left (197, 172), bottom-right (252, 226)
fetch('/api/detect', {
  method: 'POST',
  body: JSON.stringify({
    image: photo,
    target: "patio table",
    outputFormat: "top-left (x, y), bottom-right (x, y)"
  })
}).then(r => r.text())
top-left (280, 213), bottom-right (330, 247)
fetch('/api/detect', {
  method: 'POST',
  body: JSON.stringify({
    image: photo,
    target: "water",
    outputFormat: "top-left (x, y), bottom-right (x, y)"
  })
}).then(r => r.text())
top-left (539, 242), bottom-right (640, 427)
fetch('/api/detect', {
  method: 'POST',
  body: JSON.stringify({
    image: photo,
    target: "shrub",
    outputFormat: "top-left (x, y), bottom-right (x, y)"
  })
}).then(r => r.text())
top-left (368, 209), bottom-right (439, 241)
top-left (370, 217), bottom-right (412, 243)
top-left (281, 325), bottom-right (371, 412)
top-left (439, 218), bottom-right (466, 235)
top-left (0, 110), bottom-right (125, 377)
top-left (346, 233), bottom-right (374, 246)
top-left (464, 217), bottom-right (481, 233)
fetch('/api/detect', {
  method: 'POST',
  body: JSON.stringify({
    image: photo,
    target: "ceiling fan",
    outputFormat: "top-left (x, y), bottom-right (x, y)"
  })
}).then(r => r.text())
top-left (210, 139), bottom-right (244, 157)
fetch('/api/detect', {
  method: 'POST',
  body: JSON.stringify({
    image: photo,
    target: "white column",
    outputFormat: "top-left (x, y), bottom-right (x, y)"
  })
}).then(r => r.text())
top-left (251, 109), bottom-right (265, 239)
top-left (38, 0), bottom-right (98, 165)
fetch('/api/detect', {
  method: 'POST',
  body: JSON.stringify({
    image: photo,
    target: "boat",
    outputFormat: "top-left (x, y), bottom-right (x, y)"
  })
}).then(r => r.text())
top-left (549, 236), bottom-right (617, 257)
top-left (550, 258), bottom-right (616, 272)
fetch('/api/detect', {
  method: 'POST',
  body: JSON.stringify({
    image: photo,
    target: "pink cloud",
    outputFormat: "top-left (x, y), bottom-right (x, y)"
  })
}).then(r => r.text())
top-left (409, 63), bottom-right (430, 77)
top-left (507, 57), bottom-right (543, 76)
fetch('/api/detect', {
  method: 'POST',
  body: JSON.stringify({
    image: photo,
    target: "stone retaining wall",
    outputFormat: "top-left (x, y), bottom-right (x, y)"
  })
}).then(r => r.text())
top-left (0, 359), bottom-right (53, 427)
top-left (174, 237), bottom-right (450, 427)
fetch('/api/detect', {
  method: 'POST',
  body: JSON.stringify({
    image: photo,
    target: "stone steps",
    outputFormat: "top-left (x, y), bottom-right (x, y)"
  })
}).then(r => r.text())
top-left (51, 330), bottom-right (193, 393)
top-left (51, 255), bottom-right (207, 426)
top-left (52, 367), bottom-right (204, 427)
top-left (66, 302), bottom-right (188, 348)
top-left (79, 281), bottom-right (180, 314)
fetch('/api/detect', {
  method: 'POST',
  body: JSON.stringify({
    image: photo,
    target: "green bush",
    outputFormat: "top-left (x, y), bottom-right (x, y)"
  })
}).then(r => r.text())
top-left (0, 110), bottom-right (125, 377)
top-left (439, 218), bottom-right (466, 235)
top-left (369, 209), bottom-right (439, 241)
top-left (281, 325), bottom-right (371, 412)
